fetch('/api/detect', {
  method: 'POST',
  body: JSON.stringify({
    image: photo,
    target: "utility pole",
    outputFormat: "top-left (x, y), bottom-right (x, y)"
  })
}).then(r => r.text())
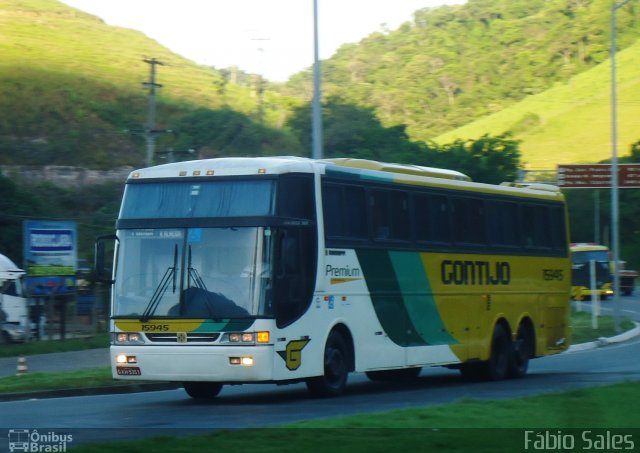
top-left (143, 58), bottom-right (164, 167)
top-left (312, 0), bottom-right (323, 160)
top-left (250, 36), bottom-right (270, 123)
top-left (610, 0), bottom-right (632, 332)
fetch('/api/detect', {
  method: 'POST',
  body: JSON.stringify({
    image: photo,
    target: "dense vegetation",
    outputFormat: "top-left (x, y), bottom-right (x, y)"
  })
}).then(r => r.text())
top-left (436, 39), bottom-right (640, 168)
top-left (284, 0), bottom-right (640, 143)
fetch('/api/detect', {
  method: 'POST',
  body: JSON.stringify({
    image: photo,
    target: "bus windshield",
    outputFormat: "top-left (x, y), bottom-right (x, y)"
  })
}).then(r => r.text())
top-left (572, 250), bottom-right (609, 265)
top-left (113, 227), bottom-right (273, 319)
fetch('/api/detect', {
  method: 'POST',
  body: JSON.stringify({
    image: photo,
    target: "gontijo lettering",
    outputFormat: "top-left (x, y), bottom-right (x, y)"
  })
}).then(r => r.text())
top-left (441, 260), bottom-right (511, 285)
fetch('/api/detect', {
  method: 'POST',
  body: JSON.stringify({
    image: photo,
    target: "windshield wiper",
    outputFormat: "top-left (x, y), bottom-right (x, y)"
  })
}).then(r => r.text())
top-left (140, 244), bottom-right (178, 322)
top-left (187, 245), bottom-right (208, 291)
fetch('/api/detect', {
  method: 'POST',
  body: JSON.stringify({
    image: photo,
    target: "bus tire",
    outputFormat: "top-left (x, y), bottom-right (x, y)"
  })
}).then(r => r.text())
top-left (183, 382), bottom-right (223, 399)
top-left (508, 323), bottom-right (533, 379)
top-left (484, 323), bottom-right (510, 381)
top-left (366, 367), bottom-right (422, 381)
top-left (306, 330), bottom-right (349, 397)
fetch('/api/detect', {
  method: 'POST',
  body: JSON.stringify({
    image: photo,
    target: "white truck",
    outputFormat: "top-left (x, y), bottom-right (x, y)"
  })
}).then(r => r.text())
top-left (0, 253), bottom-right (28, 343)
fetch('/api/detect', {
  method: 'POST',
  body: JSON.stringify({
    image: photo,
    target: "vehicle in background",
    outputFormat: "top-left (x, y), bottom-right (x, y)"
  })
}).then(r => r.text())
top-left (615, 261), bottom-right (638, 296)
top-left (0, 253), bottom-right (28, 343)
top-left (570, 243), bottom-right (638, 299)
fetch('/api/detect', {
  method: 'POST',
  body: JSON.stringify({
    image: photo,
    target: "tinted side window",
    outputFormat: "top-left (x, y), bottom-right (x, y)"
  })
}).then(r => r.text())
top-left (278, 175), bottom-right (315, 220)
top-left (549, 206), bottom-right (567, 251)
top-left (371, 190), bottom-right (409, 241)
top-left (414, 194), bottom-right (451, 243)
top-left (522, 204), bottom-right (552, 249)
top-left (322, 183), bottom-right (366, 240)
top-left (487, 201), bottom-right (519, 247)
top-left (452, 197), bottom-right (486, 245)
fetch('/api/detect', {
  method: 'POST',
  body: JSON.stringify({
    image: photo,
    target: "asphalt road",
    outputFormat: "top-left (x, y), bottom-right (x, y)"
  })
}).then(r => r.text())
top-left (1, 335), bottom-right (639, 442)
top-left (0, 292), bottom-right (637, 447)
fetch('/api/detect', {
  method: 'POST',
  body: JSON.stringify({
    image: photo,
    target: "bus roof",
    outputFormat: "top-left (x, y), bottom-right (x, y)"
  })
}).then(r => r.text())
top-left (127, 156), bottom-right (563, 201)
top-left (570, 243), bottom-right (609, 253)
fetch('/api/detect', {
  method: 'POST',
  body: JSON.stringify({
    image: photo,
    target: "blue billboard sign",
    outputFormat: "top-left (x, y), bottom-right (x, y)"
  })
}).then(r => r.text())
top-left (23, 220), bottom-right (78, 295)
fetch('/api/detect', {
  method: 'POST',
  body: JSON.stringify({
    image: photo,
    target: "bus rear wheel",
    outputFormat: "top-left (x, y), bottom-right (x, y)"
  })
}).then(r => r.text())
top-left (484, 323), bottom-right (510, 381)
top-left (183, 382), bottom-right (223, 399)
top-left (306, 330), bottom-right (349, 397)
top-left (508, 323), bottom-right (533, 379)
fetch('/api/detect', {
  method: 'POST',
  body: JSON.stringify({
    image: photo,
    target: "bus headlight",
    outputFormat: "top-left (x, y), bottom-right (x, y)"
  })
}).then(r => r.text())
top-left (114, 332), bottom-right (145, 345)
top-left (116, 354), bottom-right (137, 364)
top-left (221, 332), bottom-right (270, 344)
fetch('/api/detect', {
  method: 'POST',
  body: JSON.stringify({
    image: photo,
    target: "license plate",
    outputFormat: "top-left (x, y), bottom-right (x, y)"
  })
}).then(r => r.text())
top-left (116, 366), bottom-right (141, 376)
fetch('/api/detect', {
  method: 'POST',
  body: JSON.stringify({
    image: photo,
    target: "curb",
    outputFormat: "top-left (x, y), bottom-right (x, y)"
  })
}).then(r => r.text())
top-left (567, 322), bottom-right (640, 352)
top-left (0, 382), bottom-right (180, 402)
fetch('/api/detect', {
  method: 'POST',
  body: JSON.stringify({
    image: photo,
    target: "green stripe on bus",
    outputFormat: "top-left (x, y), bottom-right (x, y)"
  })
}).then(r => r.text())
top-left (388, 251), bottom-right (457, 346)
top-left (355, 249), bottom-right (425, 346)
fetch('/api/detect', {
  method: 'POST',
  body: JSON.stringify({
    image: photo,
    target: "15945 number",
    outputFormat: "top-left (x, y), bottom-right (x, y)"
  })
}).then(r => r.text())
top-left (141, 324), bottom-right (169, 332)
top-left (543, 269), bottom-right (564, 281)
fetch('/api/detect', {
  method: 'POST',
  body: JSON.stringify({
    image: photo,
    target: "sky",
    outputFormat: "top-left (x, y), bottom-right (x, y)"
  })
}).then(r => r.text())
top-left (60, 0), bottom-right (466, 82)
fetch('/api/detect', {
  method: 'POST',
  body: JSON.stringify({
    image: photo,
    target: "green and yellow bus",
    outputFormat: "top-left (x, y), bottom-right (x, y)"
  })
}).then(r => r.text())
top-left (570, 243), bottom-right (613, 300)
top-left (96, 157), bottom-right (571, 399)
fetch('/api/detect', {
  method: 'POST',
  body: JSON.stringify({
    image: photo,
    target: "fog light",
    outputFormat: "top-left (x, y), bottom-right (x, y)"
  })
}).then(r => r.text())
top-left (241, 356), bottom-right (254, 366)
top-left (229, 357), bottom-right (241, 365)
top-left (116, 354), bottom-right (128, 364)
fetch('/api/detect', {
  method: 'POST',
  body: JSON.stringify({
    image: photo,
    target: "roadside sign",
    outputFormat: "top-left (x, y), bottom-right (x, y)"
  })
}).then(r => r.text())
top-left (23, 220), bottom-right (77, 295)
top-left (557, 164), bottom-right (640, 188)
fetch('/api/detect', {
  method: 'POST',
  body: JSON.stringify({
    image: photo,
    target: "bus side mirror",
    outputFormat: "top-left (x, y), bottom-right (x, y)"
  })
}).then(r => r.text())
top-left (95, 235), bottom-right (118, 283)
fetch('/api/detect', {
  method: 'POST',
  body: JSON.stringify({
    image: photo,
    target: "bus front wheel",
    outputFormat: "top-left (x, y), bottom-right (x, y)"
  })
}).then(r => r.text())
top-left (183, 382), bottom-right (223, 399)
top-left (306, 330), bottom-right (349, 397)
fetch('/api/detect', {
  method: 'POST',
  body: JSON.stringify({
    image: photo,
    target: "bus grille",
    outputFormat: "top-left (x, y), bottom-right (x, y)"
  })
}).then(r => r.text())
top-left (145, 333), bottom-right (220, 343)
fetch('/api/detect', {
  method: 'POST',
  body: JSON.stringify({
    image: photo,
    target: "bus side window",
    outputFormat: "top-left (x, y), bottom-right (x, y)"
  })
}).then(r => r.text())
top-left (274, 229), bottom-right (316, 328)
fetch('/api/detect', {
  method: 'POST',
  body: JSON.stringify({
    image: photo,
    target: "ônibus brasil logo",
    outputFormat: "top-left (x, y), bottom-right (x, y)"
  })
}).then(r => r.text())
top-left (8, 429), bottom-right (73, 452)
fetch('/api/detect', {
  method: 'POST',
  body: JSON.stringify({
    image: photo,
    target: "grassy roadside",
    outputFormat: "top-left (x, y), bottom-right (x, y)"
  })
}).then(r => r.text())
top-left (570, 311), bottom-right (635, 344)
top-left (0, 333), bottom-right (109, 358)
top-left (68, 382), bottom-right (640, 452)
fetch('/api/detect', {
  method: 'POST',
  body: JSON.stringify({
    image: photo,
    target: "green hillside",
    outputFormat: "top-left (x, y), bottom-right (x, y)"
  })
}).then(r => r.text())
top-left (0, 0), bottom-right (303, 168)
top-left (435, 38), bottom-right (640, 169)
top-left (283, 0), bottom-right (640, 147)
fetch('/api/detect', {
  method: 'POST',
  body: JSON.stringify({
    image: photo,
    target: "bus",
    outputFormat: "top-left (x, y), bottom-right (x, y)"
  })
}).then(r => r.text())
top-left (95, 156), bottom-right (571, 399)
top-left (570, 243), bottom-right (613, 300)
